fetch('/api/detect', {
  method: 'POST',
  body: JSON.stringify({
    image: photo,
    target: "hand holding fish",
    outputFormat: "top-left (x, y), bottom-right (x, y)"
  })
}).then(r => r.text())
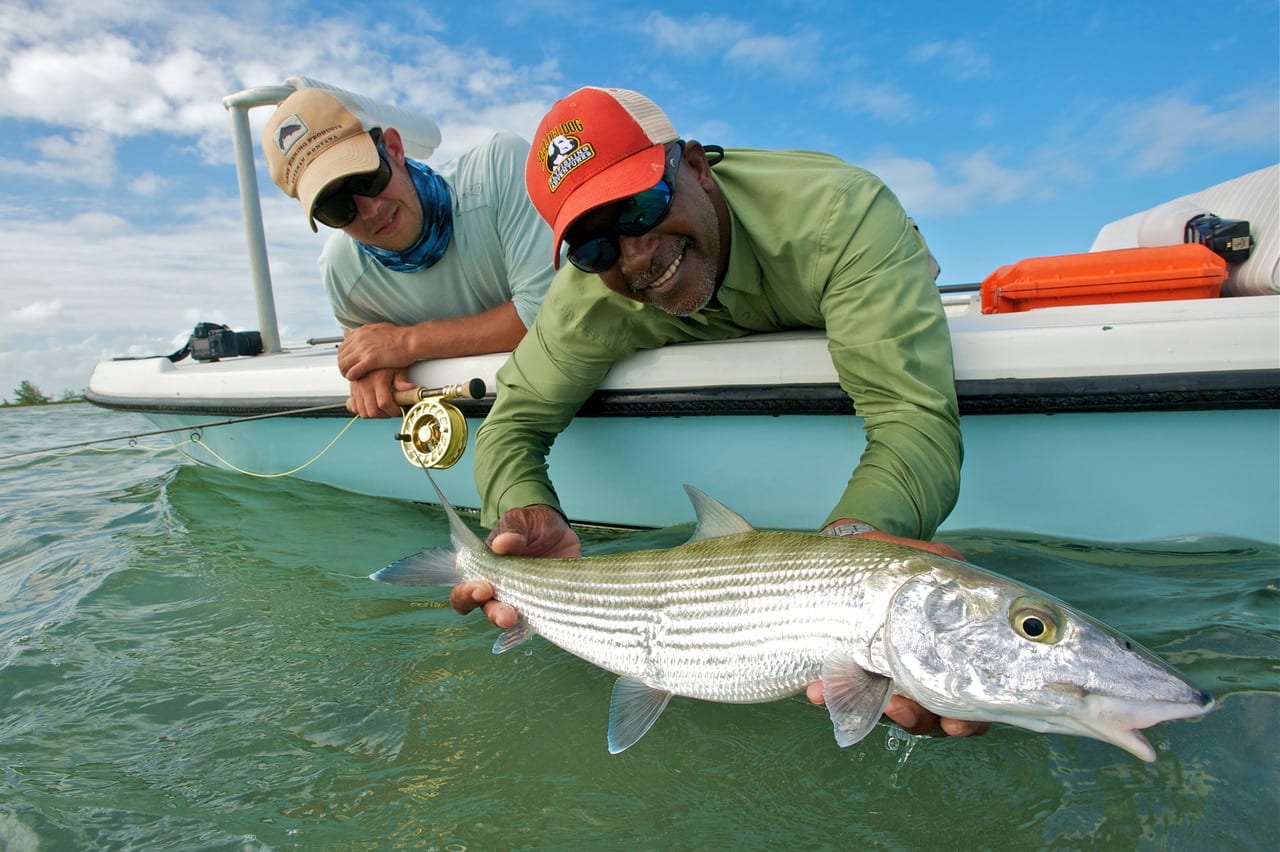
top-left (806, 683), bottom-right (990, 738)
top-left (808, 522), bottom-right (989, 736)
top-left (861, 531), bottom-right (967, 564)
top-left (450, 504), bottom-right (582, 626)
top-left (484, 504), bottom-right (582, 558)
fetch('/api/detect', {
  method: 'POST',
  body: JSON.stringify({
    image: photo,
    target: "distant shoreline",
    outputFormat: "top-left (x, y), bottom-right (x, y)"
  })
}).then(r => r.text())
top-left (1, 398), bottom-right (85, 409)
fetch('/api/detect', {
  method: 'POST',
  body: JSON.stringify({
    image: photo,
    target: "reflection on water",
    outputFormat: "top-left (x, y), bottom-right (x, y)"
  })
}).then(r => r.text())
top-left (0, 404), bottom-right (1277, 849)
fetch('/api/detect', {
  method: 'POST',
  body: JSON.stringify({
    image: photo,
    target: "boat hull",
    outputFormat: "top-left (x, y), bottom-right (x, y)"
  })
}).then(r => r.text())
top-left (133, 403), bottom-right (1279, 543)
top-left (88, 293), bottom-right (1280, 543)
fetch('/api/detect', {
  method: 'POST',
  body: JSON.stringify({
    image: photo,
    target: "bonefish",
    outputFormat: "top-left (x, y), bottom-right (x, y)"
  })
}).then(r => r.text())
top-left (372, 479), bottom-right (1213, 760)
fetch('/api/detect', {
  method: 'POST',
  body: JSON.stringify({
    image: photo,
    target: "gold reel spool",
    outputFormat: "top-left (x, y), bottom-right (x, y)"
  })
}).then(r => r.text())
top-left (398, 397), bottom-right (468, 469)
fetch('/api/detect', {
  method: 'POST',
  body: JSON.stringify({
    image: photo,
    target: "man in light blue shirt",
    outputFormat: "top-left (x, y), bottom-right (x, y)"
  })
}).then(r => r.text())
top-left (263, 87), bottom-right (553, 417)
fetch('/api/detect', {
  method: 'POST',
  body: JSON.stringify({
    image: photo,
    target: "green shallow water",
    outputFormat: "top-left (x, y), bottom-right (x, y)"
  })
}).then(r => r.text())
top-left (1, 404), bottom-right (1277, 851)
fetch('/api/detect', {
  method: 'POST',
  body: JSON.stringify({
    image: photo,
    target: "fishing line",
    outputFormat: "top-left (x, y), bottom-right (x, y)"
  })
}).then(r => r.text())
top-left (184, 415), bottom-right (360, 478)
top-left (0, 402), bottom-right (349, 463)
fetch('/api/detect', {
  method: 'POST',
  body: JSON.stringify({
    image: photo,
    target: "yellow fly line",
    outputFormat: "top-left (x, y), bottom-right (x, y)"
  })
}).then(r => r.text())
top-left (182, 415), bottom-right (360, 478)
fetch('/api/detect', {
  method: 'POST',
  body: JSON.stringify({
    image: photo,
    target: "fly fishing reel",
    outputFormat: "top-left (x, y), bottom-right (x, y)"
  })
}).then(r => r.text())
top-left (394, 379), bottom-right (485, 470)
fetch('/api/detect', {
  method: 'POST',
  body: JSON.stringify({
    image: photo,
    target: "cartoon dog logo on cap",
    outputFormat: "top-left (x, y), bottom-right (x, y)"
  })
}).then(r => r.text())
top-left (544, 134), bottom-right (580, 171)
top-left (543, 133), bottom-right (595, 192)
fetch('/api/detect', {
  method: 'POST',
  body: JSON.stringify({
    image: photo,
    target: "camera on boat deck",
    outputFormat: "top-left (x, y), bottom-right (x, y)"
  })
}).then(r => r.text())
top-left (1185, 213), bottom-right (1253, 263)
top-left (188, 322), bottom-right (264, 362)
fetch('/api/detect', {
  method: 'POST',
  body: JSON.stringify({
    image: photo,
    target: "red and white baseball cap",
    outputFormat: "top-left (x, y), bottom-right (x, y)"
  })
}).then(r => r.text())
top-left (525, 87), bottom-right (679, 268)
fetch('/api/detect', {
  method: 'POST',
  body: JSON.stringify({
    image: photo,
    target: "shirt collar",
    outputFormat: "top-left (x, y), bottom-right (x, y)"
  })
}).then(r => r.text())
top-left (708, 179), bottom-right (762, 307)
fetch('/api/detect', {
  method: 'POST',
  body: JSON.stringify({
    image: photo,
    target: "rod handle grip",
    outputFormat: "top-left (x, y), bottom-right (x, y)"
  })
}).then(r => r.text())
top-left (393, 378), bottom-right (486, 406)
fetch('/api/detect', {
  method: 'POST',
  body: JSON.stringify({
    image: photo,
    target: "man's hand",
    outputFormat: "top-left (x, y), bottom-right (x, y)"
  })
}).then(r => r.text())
top-left (805, 683), bottom-right (992, 738)
top-left (822, 518), bottom-right (966, 562)
top-left (338, 323), bottom-right (414, 381)
top-left (449, 505), bottom-right (581, 628)
top-left (814, 520), bottom-right (983, 735)
top-left (345, 367), bottom-right (414, 419)
top-left (864, 530), bottom-right (966, 561)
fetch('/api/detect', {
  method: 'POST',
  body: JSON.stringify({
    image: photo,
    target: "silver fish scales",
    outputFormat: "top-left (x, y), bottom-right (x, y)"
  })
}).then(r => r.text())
top-left (374, 479), bottom-right (1213, 760)
top-left (487, 530), bottom-right (904, 702)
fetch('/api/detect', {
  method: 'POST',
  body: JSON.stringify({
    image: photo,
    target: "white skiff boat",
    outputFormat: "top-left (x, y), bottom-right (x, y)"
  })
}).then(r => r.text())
top-left (86, 81), bottom-right (1280, 543)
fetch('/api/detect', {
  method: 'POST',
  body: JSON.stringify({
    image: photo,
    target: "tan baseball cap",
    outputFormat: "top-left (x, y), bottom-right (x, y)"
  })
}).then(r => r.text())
top-left (262, 88), bottom-right (380, 231)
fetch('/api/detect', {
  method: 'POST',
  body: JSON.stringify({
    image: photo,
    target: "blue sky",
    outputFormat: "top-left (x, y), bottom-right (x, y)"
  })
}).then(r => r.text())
top-left (1, 0), bottom-right (1276, 399)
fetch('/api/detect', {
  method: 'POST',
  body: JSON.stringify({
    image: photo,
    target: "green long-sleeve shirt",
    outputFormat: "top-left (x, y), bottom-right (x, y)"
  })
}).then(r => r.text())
top-left (474, 147), bottom-right (961, 538)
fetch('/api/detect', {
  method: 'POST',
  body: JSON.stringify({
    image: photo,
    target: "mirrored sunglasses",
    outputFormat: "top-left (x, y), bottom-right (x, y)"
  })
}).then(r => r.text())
top-left (566, 140), bottom-right (686, 274)
top-left (312, 130), bottom-right (393, 229)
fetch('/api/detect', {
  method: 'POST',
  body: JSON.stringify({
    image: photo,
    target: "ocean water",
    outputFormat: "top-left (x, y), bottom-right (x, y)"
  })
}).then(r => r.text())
top-left (1, 403), bottom-right (1277, 851)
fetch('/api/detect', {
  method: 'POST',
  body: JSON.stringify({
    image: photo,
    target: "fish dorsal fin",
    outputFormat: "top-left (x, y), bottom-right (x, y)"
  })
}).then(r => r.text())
top-left (424, 471), bottom-right (487, 553)
top-left (607, 677), bottom-right (674, 754)
top-left (821, 652), bottom-right (894, 747)
top-left (684, 485), bottom-right (755, 542)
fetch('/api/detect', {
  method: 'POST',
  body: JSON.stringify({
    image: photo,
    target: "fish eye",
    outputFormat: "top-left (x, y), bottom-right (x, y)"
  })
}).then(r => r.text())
top-left (1010, 598), bottom-right (1060, 644)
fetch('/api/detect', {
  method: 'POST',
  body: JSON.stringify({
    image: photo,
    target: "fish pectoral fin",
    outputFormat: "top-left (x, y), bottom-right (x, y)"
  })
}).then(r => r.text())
top-left (491, 619), bottom-right (535, 654)
top-left (607, 677), bottom-right (674, 754)
top-left (820, 653), bottom-right (894, 748)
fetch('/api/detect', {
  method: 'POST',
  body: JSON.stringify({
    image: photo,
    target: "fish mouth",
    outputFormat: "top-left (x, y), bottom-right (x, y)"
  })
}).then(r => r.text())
top-left (1078, 688), bottom-right (1215, 762)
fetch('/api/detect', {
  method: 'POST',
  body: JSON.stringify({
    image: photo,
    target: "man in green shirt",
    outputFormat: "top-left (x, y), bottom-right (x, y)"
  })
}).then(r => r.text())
top-left (453, 87), bottom-right (982, 738)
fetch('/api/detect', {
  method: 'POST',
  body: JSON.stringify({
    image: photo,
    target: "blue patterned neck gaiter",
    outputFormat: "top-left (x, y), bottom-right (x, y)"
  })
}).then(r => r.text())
top-left (357, 157), bottom-right (454, 272)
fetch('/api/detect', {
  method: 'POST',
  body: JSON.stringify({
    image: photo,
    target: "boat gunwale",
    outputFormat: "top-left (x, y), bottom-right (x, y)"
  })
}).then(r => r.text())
top-left (85, 368), bottom-right (1280, 418)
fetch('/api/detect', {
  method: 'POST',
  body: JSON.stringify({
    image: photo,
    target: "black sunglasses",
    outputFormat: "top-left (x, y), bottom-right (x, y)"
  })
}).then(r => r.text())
top-left (565, 140), bottom-right (686, 274)
top-left (312, 129), bottom-right (393, 229)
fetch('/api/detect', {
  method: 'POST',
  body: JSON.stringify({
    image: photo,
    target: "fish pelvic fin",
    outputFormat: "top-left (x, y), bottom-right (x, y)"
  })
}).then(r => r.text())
top-left (607, 677), bottom-right (675, 754)
top-left (492, 618), bottom-right (535, 654)
top-left (683, 485), bottom-right (755, 541)
top-left (821, 653), bottom-right (894, 748)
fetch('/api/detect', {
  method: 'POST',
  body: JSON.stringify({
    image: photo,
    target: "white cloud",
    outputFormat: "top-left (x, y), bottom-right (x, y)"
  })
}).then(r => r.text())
top-left (0, 1), bottom-right (562, 177)
top-left (724, 32), bottom-right (822, 75)
top-left (0, 200), bottom-right (338, 399)
top-left (129, 172), bottom-right (168, 196)
top-left (31, 130), bottom-right (119, 186)
top-left (907, 39), bottom-right (992, 80)
top-left (67, 211), bottom-right (132, 233)
top-left (832, 81), bottom-right (921, 123)
top-left (643, 12), bottom-right (750, 54)
top-left (9, 299), bottom-right (64, 324)
top-left (1110, 91), bottom-right (1279, 174)
top-left (864, 148), bottom-right (1043, 216)
top-left (642, 11), bottom-right (819, 76)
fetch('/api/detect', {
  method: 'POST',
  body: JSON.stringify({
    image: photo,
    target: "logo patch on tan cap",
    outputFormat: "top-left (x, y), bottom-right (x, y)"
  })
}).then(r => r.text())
top-left (274, 114), bottom-right (310, 157)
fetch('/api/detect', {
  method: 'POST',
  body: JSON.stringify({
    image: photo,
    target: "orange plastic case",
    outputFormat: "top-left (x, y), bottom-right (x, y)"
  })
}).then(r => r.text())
top-left (980, 244), bottom-right (1228, 314)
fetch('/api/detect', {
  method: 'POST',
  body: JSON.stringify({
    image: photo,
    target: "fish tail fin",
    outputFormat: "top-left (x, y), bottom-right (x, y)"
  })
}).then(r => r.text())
top-left (370, 548), bottom-right (461, 586)
top-left (370, 472), bottom-right (486, 585)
